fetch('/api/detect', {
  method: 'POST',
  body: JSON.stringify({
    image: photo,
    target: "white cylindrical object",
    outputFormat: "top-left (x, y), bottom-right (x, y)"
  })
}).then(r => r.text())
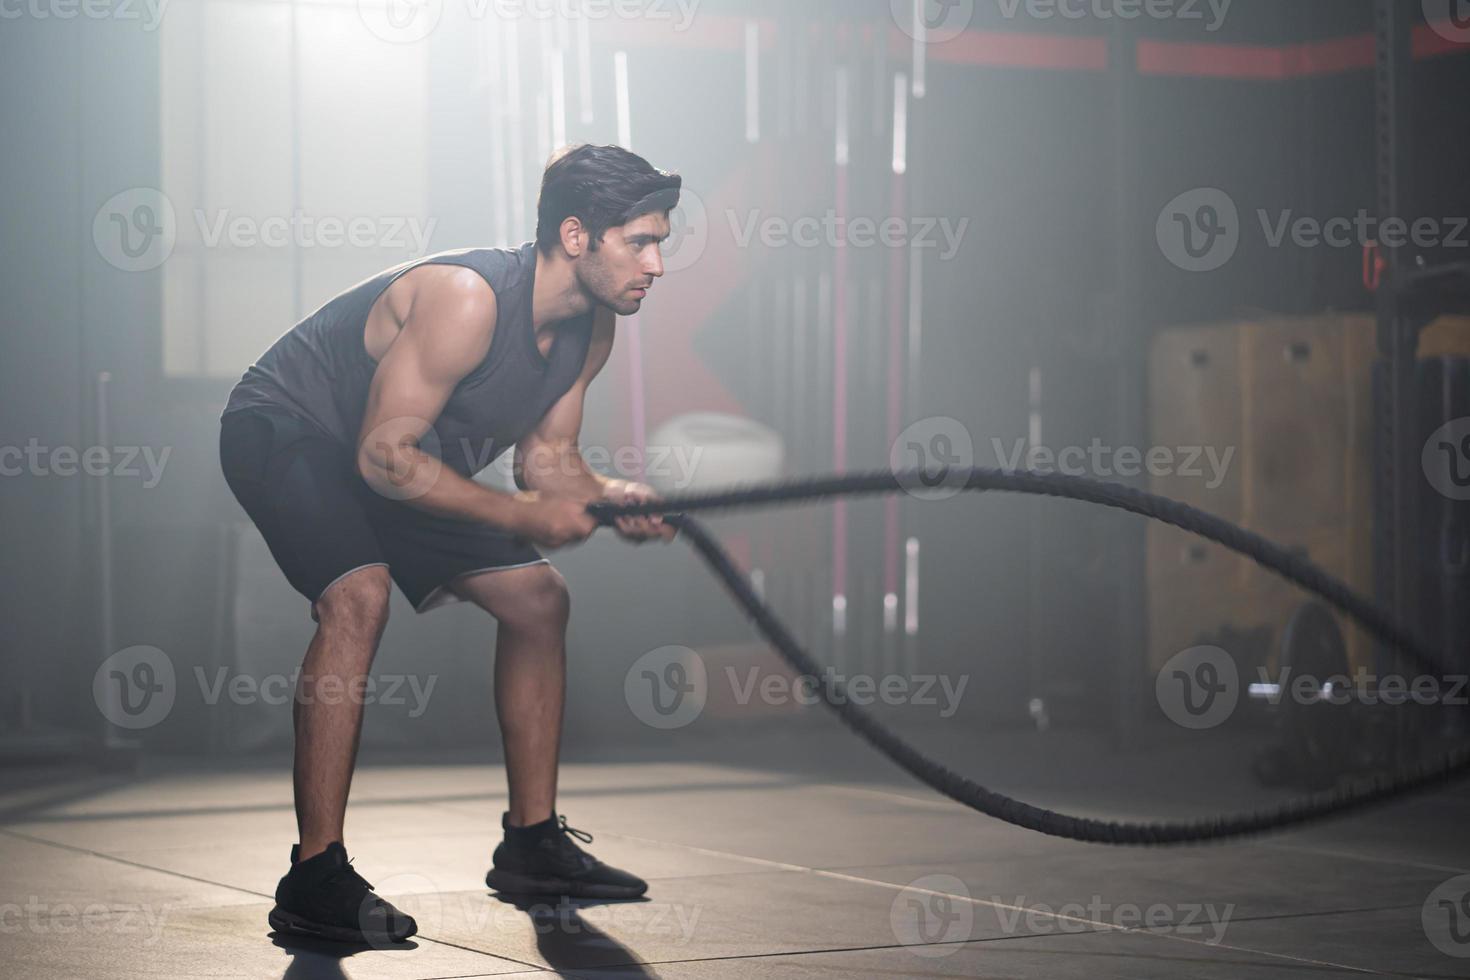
top-left (644, 412), bottom-right (785, 495)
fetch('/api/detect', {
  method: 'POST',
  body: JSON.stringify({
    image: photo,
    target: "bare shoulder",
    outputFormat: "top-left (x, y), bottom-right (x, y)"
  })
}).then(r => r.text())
top-left (372, 263), bottom-right (495, 331)
top-left (405, 264), bottom-right (497, 323)
top-left (373, 264), bottom-right (498, 378)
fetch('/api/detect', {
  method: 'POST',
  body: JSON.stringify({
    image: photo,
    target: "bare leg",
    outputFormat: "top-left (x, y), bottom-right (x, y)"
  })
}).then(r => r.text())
top-left (294, 565), bottom-right (392, 861)
top-left (451, 564), bottom-right (571, 828)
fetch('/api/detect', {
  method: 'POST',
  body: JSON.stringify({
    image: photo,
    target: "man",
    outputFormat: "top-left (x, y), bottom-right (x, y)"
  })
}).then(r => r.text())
top-left (218, 144), bottom-right (681, 944)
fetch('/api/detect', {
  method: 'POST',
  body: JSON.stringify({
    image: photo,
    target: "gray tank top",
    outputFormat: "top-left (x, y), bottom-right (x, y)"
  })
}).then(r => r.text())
top-left (222, 242), bottom-right (596, 477)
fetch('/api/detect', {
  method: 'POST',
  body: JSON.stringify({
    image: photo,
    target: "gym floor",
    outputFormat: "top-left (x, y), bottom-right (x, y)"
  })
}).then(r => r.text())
top-left (4, 724), bottom-right (1467, 979)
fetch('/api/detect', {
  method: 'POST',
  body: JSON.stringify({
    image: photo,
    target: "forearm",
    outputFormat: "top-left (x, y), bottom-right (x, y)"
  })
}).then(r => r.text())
top-left (359, 445), bottom-right (530, 532)
top-left (517, 442), bottom-right (612, 504)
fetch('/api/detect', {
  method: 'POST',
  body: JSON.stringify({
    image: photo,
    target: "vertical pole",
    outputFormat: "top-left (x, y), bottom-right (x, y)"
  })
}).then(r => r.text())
top-left (1372, 0), bottom-right (1418, 764)
top-left (1109, 20), bottom-right (1145, 748)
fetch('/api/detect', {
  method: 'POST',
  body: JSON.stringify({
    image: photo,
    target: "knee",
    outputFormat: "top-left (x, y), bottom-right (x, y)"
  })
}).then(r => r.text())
top-left (315, 565), bottom-right (391, 636)
top-left (503, 566), bottom-right (570, 633)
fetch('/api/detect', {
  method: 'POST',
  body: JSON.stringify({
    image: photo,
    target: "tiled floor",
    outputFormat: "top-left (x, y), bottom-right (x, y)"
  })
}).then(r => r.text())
top-left (3, 729), bottom-right (1468, 979)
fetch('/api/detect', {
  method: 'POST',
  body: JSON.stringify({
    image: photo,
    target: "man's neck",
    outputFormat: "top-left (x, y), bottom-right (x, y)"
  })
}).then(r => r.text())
top-left (531, 249), bottom-right (594, 330)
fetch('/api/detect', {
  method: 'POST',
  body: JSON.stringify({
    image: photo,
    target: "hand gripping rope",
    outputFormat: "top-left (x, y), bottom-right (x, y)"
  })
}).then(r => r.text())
top-left (587, 467), bottom-right (1470, 846)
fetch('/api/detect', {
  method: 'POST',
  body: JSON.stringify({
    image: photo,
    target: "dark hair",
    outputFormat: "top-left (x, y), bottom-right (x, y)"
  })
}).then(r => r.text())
top-left (535, 144), bottom-right (682, 255)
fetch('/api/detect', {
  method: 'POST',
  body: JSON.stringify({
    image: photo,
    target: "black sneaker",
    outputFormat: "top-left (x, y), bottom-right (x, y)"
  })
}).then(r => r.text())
top-left (267, 842), bottom-right (418, 945)
top-left (485, 812), bottom-right (648, 899)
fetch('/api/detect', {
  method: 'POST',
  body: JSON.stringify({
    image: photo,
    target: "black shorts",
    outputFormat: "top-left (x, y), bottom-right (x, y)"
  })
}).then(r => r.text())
top-left (219, 408), bottom-right (547, 613)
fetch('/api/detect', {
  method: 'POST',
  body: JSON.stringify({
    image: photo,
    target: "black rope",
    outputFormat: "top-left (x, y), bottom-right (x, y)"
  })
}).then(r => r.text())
top-left (587, 467), bottom-right (1470, 845)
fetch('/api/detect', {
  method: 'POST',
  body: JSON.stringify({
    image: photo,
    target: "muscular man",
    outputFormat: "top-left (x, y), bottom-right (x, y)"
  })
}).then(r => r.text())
top-left (218, 144), bottom-right (680, 944)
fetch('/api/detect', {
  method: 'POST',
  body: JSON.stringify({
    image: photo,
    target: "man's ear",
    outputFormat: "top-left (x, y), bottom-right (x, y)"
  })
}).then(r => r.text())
top-left (560, 216), bottom-right (588, 258)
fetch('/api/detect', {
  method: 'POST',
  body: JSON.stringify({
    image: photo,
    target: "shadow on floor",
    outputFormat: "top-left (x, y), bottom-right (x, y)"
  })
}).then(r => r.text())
top-left (494, 892), bottom-right (662, 978)
top-left (269, 932), bottom-right (419, 980)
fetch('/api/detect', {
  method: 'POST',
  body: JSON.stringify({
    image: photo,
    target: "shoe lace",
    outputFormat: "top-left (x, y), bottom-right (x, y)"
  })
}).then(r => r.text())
top-left (323, 858), bottom-right (377, 899)
top-left (556, 815), bottom-right (594, 845)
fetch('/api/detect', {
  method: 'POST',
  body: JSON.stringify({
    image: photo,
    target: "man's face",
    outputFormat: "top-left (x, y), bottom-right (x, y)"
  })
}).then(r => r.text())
top-left (574, 212), bottom-right (670, 316)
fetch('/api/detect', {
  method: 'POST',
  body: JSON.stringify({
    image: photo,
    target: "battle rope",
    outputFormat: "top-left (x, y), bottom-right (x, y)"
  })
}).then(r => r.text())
top-left (587, 467), bottom-right (1470, 845)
